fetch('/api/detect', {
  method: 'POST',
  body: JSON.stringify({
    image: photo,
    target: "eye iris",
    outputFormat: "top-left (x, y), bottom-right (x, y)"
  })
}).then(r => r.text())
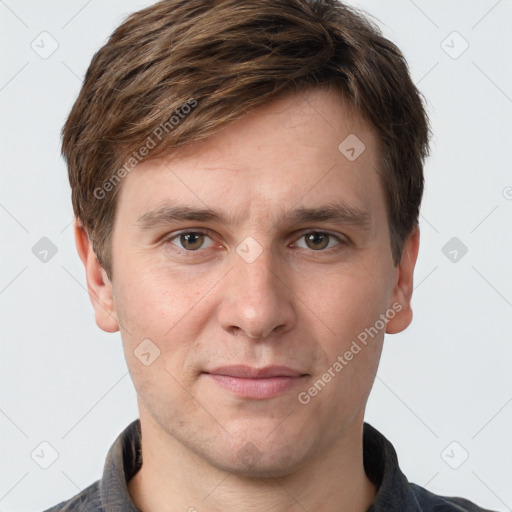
top-left (180, 233), bottom-right (204, 250)
top-left (305, 232), bottom-right (329, 250)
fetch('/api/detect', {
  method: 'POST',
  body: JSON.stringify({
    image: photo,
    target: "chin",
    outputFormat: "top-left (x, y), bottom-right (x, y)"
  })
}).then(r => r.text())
top-left (201, 432), bottom-right (313, 478)
top-left (210, 452), bottom-right (306, 479)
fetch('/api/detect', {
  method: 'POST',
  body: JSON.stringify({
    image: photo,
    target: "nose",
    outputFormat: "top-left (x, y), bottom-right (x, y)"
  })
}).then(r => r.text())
top-left (217, 243), bottom-right (297, 340)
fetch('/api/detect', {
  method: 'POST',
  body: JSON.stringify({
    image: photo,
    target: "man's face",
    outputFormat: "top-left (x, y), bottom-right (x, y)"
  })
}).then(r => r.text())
top-left (83, 87), bottom-right (416, 475)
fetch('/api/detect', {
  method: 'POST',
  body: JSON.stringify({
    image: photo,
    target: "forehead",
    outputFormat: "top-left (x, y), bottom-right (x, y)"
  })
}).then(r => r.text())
top-left (114, 87), bottom-right (385, 229)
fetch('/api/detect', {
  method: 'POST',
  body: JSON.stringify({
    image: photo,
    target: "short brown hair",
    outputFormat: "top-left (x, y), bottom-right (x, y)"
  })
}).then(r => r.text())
top-left (62, 0), bottom-right (430, 279)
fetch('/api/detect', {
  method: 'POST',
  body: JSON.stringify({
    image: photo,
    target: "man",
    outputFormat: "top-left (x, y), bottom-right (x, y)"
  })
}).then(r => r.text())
top-left (45, 0), bottom-right (494, 510)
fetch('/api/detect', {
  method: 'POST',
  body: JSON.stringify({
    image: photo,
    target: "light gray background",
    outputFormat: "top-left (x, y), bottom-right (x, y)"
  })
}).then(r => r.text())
top-left (1, 1), bottom-right (511, 511)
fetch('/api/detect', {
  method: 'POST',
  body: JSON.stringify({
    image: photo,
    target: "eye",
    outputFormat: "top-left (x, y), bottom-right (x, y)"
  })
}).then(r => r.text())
top-left (166, 230), bottom-right (215, 251)
top-left (294, 231), bottom-right (345, 251)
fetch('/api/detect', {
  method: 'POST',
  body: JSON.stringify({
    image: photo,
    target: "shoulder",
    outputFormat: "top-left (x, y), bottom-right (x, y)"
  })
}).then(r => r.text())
top-left (410, 483), bottom-right (497, 512)
top-left (362, 422), bottom-right (496, 512)
top-left (40, 481), bottom-right (102, 512)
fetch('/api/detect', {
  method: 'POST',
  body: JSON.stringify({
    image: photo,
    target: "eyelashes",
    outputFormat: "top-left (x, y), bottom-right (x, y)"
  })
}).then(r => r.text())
top-left (163, 229), bottom-right (349, 255)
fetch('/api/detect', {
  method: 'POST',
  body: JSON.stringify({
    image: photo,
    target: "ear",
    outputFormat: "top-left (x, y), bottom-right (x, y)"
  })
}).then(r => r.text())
top-left (385, 226), bottom-right (420, 334)
top-left (74, 220), bottom-right (120, 333)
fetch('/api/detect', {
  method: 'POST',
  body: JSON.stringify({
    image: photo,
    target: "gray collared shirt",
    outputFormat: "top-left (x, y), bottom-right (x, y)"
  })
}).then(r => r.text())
top-left (42, 419), bottom-right (495, 512)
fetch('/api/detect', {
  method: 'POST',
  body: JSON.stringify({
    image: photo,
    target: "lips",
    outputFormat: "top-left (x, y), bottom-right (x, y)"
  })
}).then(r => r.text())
top-left (206, 365), bottom-right (305, 378)
top-left (203, 365), bottom-right (308, 399)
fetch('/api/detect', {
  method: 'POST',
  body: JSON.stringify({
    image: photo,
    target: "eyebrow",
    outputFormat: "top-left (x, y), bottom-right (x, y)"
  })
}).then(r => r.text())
top-left (136, 202), bottom-right (372, 231)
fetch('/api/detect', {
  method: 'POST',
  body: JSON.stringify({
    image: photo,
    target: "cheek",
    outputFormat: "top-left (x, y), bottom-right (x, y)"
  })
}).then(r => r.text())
top-left (114, 271), bottom-right (204, 417)
top-left (299, 259), bottom-right (393, 347)
top-left (299, 270), bottom-right (388, 419)
top-left (113, 263), bottom-right (214, 340)
top-left (113, 265), bottom-right (219, 389)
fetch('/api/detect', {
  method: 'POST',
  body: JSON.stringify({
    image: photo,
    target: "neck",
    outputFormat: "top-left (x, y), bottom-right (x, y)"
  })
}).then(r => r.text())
top-left (128, 412), bottom-right (376, 512)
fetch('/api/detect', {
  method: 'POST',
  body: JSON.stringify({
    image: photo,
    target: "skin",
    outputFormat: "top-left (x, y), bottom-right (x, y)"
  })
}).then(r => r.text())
top-left (75, 86), bottom-right (419, 512)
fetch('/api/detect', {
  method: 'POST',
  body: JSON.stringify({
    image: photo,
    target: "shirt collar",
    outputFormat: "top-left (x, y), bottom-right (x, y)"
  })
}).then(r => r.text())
top-left (99, 419), bottom-right (142, 512)
top-left (97, 419), bottom-right (419, 511)
top-left (363, 422), bottom-right (421, 511)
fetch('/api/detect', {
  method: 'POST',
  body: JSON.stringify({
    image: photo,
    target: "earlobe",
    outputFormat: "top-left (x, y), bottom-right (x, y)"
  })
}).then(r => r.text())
top-left (385, 226), bottom-right (420, 335)
top-left (74, 220), bottom-right (120, 333)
